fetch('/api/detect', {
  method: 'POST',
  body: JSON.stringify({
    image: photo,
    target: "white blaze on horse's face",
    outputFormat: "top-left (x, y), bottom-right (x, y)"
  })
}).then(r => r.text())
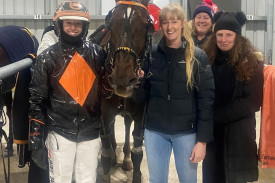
top-left (108, 1), bottom-right (150, 98)
top-left (124, 7), bottom-right (134, 23)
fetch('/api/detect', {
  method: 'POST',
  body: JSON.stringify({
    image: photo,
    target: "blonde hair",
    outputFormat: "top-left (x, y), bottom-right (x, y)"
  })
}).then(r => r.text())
top-left (159, 3), bottom-right (196, 89)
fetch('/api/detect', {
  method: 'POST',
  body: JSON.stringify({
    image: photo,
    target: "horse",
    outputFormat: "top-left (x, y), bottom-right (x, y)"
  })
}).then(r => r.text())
top-left (0, 25), bottom-right (49, 183)
top-left (89, 0), bottom-right (153, 182)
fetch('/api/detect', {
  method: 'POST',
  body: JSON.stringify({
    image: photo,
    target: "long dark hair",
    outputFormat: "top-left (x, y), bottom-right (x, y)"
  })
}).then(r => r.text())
top-left (203, 33), bottom-right (264, 81)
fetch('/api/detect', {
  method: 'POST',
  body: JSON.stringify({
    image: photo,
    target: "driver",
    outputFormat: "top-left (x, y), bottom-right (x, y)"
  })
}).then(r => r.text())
top-left (28, 1), bottom-right (106, 182)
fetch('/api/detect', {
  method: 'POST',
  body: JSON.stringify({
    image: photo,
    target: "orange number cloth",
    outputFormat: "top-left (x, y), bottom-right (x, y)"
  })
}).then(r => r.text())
top-left (259, 65), bottom-right (275, 168)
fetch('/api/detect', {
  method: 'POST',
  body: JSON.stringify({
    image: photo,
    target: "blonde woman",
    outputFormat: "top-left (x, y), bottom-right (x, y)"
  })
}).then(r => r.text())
top-left (144, 3), bottom-right (215, 183)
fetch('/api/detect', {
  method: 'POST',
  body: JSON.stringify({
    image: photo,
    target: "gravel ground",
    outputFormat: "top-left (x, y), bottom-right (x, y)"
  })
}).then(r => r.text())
top-left (1, 112), bottom-right (275, 183)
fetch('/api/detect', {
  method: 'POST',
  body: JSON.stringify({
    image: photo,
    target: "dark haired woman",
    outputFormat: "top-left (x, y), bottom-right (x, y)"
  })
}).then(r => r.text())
top-left (202, 11), bottom-right (264, 183)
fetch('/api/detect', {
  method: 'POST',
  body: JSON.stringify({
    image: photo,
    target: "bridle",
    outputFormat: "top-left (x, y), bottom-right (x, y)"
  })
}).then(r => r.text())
top-left (105, 0), bottom-right (154, 75)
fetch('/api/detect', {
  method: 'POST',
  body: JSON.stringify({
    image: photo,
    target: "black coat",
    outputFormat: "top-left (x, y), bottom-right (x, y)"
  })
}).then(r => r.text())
top-left (192, 32), bottom-right (212, 49)
top-left (203, 53), bottom-right (263, 183)
top-left (145, 38), bottom-right (215, 142)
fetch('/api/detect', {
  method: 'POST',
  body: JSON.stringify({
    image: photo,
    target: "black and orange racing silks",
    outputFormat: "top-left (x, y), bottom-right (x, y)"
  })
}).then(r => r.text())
top-left (28, 42), bottom-right (106, 151)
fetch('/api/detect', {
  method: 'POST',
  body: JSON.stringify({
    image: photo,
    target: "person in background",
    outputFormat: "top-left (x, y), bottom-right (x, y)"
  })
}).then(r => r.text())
top-left (37, 25), bottom-right (58, 56)
top-left (28, 1), bottom-right (106, 182)
top-left (144, 3), bottom-right (215, 183)
top-left (191, 0), bottom-right (218, 48)
top-left (202, 11), bottom-right (264, 183)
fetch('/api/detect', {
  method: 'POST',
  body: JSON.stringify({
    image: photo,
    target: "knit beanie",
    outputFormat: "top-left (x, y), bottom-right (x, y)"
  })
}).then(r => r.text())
top-left (214, 11), bottom-right (247, 34)
top-left (192, 0), bottom-right (218, 20)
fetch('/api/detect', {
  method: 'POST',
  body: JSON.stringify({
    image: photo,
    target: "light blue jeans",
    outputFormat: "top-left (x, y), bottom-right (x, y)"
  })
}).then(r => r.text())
top-left (144, 129), bottom-right (197, 183)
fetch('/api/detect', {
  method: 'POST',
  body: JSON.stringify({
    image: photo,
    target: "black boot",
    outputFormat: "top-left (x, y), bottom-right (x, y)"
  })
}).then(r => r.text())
top-left (131, 151), bottom-right (143, 183)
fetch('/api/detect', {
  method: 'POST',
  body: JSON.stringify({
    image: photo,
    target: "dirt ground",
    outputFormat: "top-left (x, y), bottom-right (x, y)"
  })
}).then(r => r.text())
top-left (1, 112), bottom-right (275, 183)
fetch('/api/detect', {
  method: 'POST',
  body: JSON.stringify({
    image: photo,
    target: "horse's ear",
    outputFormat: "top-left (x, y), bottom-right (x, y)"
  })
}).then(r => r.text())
top-left (140, 0), bottom-right (150, 7)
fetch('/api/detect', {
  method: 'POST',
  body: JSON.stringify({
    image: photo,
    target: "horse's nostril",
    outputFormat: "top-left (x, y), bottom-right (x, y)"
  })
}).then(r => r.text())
top-left (108, 76), bottom-right (115, 86)
top-left (128, 78), bottom-right (138, 87)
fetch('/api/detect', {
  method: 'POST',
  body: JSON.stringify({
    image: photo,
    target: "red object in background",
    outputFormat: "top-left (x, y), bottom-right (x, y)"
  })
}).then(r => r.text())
top-left (212, 3), bottom-right (218, 13)
top-left (203, 0), bottom-right (219, 13)
top-left (148, 3), bottom-right (161, 31)
top-left (259, 65), bottom-right (275, 169)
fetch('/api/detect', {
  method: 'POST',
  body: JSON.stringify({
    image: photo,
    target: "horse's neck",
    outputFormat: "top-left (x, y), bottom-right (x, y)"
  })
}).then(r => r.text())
top-left (0, 46), bottom-right (10, 67)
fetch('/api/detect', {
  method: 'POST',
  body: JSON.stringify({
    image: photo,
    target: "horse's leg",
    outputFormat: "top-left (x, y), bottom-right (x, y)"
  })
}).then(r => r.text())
top-left (131, 136), bottom-right (144, 183)
top-left (122, 114), bottom-right (133, 171)
top-left (100, 131), bottom-right (113, 183)
top-left (131, 116), bottom-right (145, 183)
top-left (100, 103), bottom-right (117, 183)
top-left (110, 121), bottom-right (117, 165)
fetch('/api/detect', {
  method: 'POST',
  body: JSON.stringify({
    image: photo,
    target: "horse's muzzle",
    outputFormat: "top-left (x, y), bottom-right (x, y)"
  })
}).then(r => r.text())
top-left (108, 75), bottom-right (138, 98)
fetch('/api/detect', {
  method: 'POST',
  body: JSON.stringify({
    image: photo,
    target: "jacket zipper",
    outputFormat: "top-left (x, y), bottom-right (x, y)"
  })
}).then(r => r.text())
top-left (168, 59), bottom-right (171, 101)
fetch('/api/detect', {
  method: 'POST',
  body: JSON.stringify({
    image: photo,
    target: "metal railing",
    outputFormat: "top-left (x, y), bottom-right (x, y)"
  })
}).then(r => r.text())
top-left (0, 58), bottom-right (33, 80)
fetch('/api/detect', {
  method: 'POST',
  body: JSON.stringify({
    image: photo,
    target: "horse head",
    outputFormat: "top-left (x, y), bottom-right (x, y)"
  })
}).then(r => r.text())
top-left (105, 0), bottom-right (153, 98)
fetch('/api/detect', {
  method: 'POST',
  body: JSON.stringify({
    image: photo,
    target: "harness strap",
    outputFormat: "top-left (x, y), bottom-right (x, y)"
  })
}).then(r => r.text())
top-left (116, 1), bottom-right (147, 10)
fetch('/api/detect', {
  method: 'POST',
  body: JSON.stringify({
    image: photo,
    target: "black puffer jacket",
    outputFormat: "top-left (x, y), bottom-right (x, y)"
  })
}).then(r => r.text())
top-left (192, 32), bottom-right (212, 49)
top-left (29, 41), bottom-right (105, 143)
top-left (145, 38), bottom-right (215, 142)
top-left (207, 51), bottom-right (263, 183)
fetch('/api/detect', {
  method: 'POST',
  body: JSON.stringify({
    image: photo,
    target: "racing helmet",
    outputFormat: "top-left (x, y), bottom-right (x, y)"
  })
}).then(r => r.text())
top-left (53, 1), bottom-right (90, 39)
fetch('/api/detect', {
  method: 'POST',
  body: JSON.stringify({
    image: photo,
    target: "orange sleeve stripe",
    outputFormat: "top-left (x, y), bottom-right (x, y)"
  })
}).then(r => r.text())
top-left (28, 53), bottom-right (36, 59)
top-left (29, 119), bottom-right (45, 125)
top-left (29, 131), bottom-right (40, 137)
